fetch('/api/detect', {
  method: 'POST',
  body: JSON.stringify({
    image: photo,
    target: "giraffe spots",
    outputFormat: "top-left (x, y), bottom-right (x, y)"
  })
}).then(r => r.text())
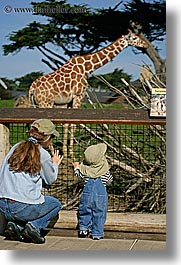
top-left (76, 57), bottom-right (85, 64)
top-left (65, 78), bottom-right (71, 84)
top-left (45, 82), bottom-right (52, 89)
top-left (63, 68), bottom-right (72, 73)
top-left (98, 51), bottom-right (106, 60)
top-left (72, 72), bottom-right (76, 79)
top-left (64, 73), bottom-right (71, 78)
top-left (71, 80), bottom-right (77, 87)
top-left (94, 62), bottom-right (103, 70)
top-left (38, 94), bottom-right (46, 102)
top-left (73, 65), bottom-right (80, 73)
top-left (65, 86), bottom-right (70, 92)
top-left (91, 54), bottom-right (100, 64)
top-left (108, 52), bottom-right (115, 60)
top-left (61, 91), bottom-right (67, 98)
top-left (52, 84), bottom-right (59, 92)
top-left (76, 74), bottom-right (83, 82)
top-left (84, 61), bottom-right (93, 71)
top-left (58, 66), bottom-right (71, 74)
top-left (118, 41), bottom-right (126, 49)
top-left (107, 46), bottom-right (114, 51)
top-left (73, 82), bottom-right (85, 95)
top-left (55, 75), bottom-right (60, 82)
top-left (102, 58), bottom-right (109, 65)
top-left (44, 90), bottom-right (50, 98)
top-left (102, 49), bottom-right (110, 55)
top-left (58, 66), bottom-right (66, 73)
top-left (70, 57), bottom-right (77, 64)
top-left (76, 87), bottom-right (83, 95)
top-left (41, 76), bottom-right (47, 82)
top-left (77, 64), bottom-right (84, 73)
top-left (44, 81), bottom-right (51, 88)
top-left (59, 85), bottom-right (65, 91)
top-left (35, 81), bottom-right (41, 87)
top-left (48, 79), bottom-right (55, 85)
top-left (30, 85), bottom-right (35, 90)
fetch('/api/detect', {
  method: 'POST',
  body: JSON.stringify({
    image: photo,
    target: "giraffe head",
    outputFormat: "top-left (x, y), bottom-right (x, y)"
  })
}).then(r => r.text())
top-left (125, 29), bottom-right (148, 48)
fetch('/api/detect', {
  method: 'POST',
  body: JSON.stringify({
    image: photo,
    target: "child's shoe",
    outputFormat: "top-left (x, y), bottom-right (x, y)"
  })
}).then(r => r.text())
top-left (78, 230), bottom-right (89, 238)
top-left (92, 236), bottom-right (103, 240)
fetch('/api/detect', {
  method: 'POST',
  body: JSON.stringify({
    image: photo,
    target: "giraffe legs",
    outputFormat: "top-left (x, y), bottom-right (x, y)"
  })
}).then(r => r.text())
top-left (63, 124), bottom-right (69, 158)
top-left (62, 123), bottom-right (75, 160)
top-left (69, 124), bottom-right (76, 160)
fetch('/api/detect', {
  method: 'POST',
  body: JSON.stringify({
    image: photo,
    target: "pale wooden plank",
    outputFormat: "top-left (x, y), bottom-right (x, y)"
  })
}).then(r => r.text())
top-left (52, 210), bottom-right (166, 234)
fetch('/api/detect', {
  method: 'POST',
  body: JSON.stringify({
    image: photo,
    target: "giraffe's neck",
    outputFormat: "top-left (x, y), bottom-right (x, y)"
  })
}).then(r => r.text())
top-left (81, 35), bottom-right (128, 75)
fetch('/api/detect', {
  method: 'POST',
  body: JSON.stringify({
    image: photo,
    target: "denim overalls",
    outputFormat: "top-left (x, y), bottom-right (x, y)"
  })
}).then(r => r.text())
top-left (78, 177), bottom-right (108, 238)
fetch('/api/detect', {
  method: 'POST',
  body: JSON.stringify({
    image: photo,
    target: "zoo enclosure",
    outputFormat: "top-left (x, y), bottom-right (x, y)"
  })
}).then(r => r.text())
top-left (0, 108), bottom-right (166, 214)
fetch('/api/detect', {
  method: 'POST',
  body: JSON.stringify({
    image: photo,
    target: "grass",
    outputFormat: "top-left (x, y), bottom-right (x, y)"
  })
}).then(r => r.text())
top-left (81, 103), bottom-right (127, 109)
top-left (0, 100), bottom-right (126, 109)
top-left (0, 99), bottom-right (15, 108)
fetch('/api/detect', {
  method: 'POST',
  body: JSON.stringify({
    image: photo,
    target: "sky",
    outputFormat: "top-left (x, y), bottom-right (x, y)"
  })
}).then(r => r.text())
top-left (0, 0), bottom-right (166, 81)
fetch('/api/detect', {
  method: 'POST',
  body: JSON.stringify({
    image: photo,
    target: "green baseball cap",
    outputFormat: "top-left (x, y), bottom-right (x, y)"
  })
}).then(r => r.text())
top-left (31, 119), bottom-right (59, 137)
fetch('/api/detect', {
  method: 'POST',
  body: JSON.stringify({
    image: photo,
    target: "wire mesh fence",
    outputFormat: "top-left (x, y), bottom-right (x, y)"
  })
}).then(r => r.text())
top-left (7, 120), bottom-right (166, 214)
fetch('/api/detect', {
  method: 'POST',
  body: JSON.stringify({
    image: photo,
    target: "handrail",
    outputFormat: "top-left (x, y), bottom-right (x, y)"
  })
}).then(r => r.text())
top-left (0, 108), bottom-right (166, 125)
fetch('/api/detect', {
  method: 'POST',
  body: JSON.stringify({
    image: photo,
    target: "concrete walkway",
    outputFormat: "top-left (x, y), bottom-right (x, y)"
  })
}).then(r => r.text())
top-left (0, 235), bottom-right (166, 251)
top-left (0, 211), bottom-right (166, 251)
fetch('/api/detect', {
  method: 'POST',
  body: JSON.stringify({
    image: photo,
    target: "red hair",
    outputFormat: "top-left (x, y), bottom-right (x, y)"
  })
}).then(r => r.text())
top-left (8, 140), bottom-right (41, 176)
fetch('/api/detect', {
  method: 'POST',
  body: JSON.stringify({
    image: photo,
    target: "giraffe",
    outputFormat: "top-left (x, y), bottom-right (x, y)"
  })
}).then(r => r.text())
top-left (29, 29), bottom-right (148, 157)
top-left (15, 95), bottom-right (30, 108)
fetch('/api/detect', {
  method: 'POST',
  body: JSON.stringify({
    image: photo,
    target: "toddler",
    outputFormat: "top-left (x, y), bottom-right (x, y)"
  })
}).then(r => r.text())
top-left (73, 143), bottom-right (113, 240)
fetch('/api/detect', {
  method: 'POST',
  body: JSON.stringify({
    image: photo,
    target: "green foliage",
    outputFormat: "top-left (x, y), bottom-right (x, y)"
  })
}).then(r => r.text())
top-left (0, 79), bottom-right (14, 99)
top-left (88, 68), bottom-right (132, 89)
top-left (0, 89), bottom-right (12, 100)
top-left (3, 22), bottom-right (55, 55)
top-left (81, 103), bottom-right (125, 109)
top-left (0, 78), bottom-right (18, 91)
top-left (0, 72), bottom-right (43, 100)
top-left (15, 71), bottom-right (43, 91)
top-left (2, 0), bottom-right (166, 57)
top-left (124, 0), bottom-right (166, 41)
top-left (0, 99), bottom-right (15, 107)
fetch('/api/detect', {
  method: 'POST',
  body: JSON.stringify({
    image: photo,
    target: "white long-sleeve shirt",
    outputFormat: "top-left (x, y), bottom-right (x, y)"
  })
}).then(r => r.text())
top-left (0, 143), bottom-right (58, 204)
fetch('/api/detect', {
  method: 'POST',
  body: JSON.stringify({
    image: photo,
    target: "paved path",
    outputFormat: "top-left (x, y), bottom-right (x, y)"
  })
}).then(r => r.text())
top-left (0, 235), bottom-right (166, 251)
top-left (0, 211), bottom-right (166, 251)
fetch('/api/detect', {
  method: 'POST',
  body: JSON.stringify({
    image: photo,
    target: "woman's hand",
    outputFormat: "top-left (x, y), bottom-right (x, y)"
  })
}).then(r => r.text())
top-left (52, 150), bottom-right (63, 165)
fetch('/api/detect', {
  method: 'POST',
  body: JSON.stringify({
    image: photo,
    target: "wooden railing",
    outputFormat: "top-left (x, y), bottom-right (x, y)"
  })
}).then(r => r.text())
top-left (0, 108), bottom-right (165, 125)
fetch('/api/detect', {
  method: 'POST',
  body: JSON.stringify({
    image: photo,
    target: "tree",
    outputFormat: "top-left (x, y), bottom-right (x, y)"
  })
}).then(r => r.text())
top-left (88, 68), bottom-right (132, 89)
top-left (15, 71), bottom-right (44, 91)
top-left (0, 78), bottom-right (18, 91)
top-left (0, 78), bottom-right (15, 99)
top-left (123, 0), bottom-right (166, 79)
top-left (2, 0), bottom-right (166, 76)
top-left (0, 73), bottom-right (44, 99)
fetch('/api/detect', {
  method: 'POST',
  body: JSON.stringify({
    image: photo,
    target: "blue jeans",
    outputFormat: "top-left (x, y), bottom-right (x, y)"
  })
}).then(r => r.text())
top-left (78, 178), bottom-right (108, 238)
top-left (0, 196), bottom-right (61, 232)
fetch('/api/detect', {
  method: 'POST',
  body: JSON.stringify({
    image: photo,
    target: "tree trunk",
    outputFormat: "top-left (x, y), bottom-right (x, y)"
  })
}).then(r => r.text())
top-left (139, 32), bottom-right (166, 83)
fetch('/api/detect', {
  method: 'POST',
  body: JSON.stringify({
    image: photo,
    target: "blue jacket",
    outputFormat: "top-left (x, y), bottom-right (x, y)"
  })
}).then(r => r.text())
top-left (0, 143), bottom-right (58, 204)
